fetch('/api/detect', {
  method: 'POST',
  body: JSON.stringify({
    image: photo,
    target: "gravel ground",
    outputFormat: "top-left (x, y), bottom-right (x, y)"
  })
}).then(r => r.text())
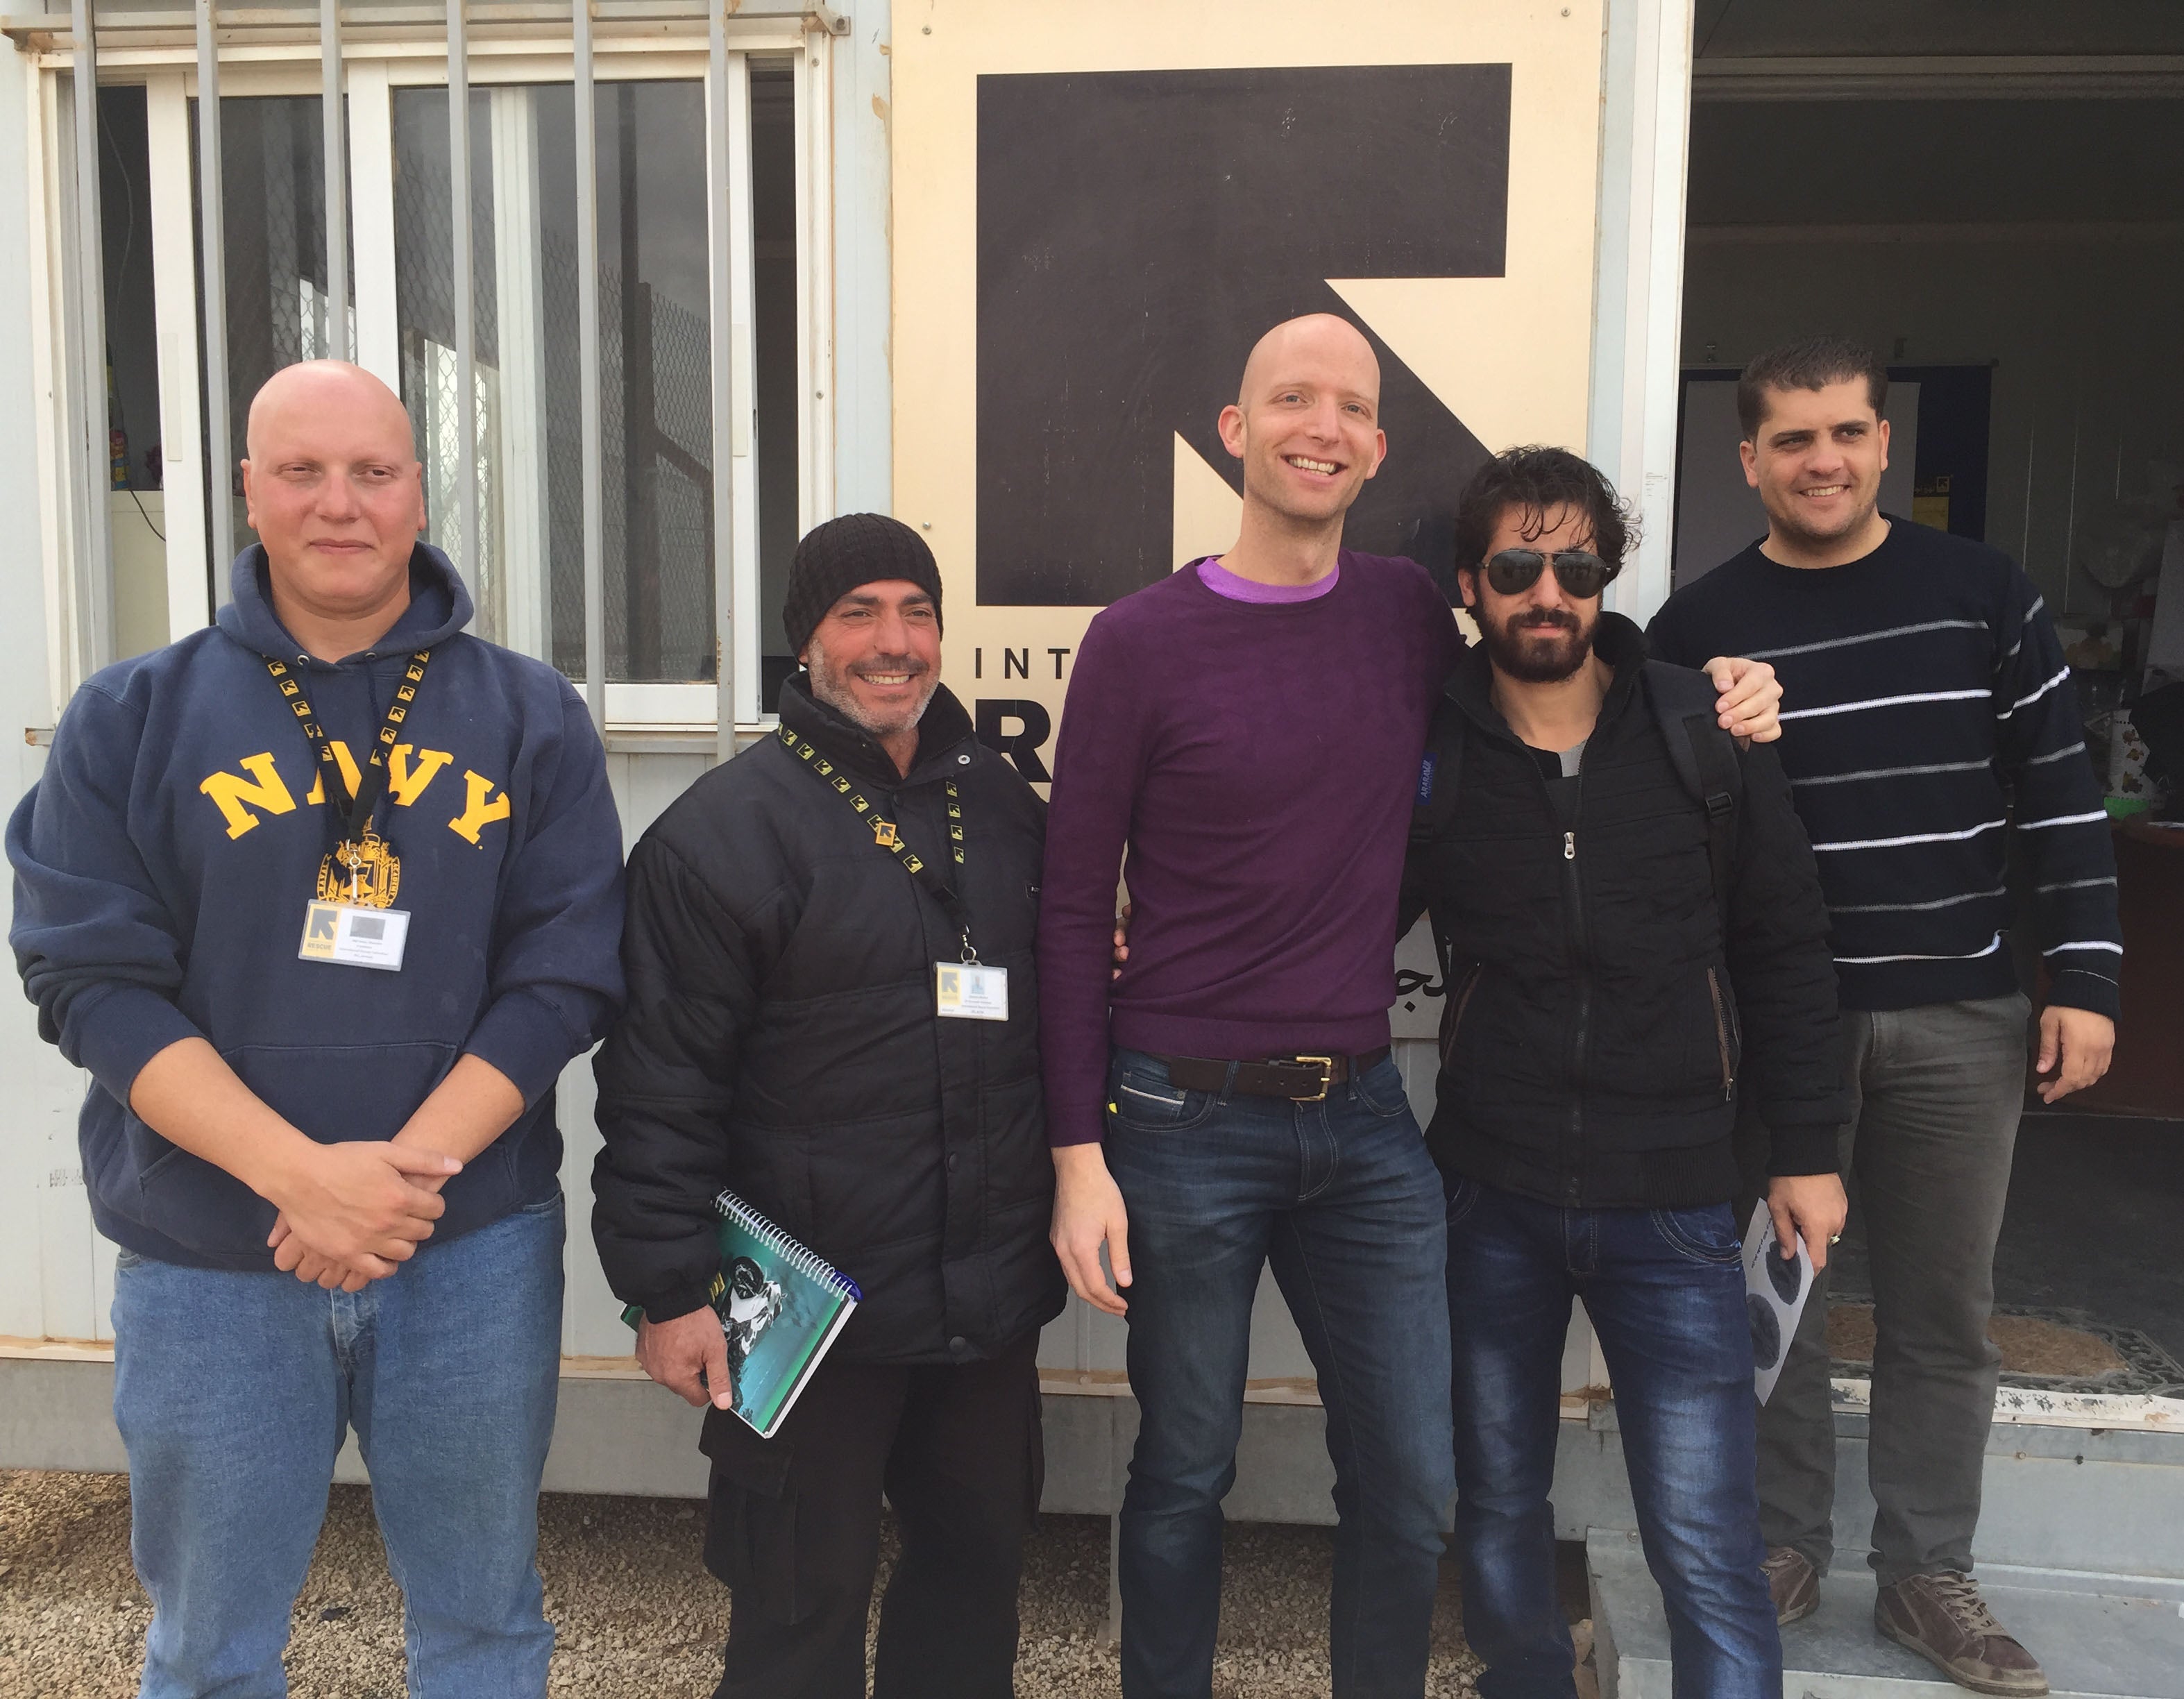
top-left (1, 1470), bottom-right (1488, 1697)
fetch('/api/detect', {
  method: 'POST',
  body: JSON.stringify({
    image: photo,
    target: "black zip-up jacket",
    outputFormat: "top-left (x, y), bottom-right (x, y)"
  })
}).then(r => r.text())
top-left (1400, 614), bottom-right (1847, 1208)
top-left (591, 677), bottom-right (1064, 1366)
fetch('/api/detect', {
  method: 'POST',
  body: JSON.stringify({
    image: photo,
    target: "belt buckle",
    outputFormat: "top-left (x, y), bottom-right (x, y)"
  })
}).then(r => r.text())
top-left (1288, 1055), bottom-right (1335, 1104)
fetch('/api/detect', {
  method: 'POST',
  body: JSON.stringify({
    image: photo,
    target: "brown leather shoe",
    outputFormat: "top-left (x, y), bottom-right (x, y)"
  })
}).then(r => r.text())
top-left (1763, 1546), bottom-right (1820, 1626)
top-left (1874, 1571), bottom-right (2049, 1695)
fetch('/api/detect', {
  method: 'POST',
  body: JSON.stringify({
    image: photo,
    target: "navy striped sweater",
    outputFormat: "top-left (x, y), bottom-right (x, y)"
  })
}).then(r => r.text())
top-left (1648, 519), bottom-right (2121, 1020)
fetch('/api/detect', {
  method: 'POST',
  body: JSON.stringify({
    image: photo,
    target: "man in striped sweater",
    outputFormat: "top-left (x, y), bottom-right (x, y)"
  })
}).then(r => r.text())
top-left (1648, 337), bottom-right (2119, 1697)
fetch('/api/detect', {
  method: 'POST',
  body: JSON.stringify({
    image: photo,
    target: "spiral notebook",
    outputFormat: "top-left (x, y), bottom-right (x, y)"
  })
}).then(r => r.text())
top-left (622, 1188), bottom-right (863, 1438)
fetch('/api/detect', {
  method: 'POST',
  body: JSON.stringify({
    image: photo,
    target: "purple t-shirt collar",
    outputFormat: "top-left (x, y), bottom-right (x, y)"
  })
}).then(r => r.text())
top-left (1194, 555), bottom-right (1340, 604)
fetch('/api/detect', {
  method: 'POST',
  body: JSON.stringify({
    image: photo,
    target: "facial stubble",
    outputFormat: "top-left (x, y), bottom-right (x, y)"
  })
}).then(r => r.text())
top-left (803, 645), bottom-right (939, 742)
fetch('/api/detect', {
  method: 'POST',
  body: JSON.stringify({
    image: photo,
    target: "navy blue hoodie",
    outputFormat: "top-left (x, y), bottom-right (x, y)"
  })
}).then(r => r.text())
top-left (8, 544), bottom-right (626, 1269)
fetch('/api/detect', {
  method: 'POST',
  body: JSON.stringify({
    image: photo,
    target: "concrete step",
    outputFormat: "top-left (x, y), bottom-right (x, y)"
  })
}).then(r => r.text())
top-left (1588, 1527), bottom-right (2184, 1699)
top-left (1558, 1401), bottom-right (2184, 1582)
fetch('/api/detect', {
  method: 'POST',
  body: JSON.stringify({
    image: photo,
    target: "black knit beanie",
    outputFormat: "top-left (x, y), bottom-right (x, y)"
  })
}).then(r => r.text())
top-left (781, 513), bottom-right (944, 658)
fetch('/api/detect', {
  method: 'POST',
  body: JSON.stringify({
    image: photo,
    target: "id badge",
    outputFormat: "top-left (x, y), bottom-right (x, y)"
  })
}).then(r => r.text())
top-left (934, 962), bottom-right (1009, 1022)
top-left (298, 900), bottom-right (412, 972)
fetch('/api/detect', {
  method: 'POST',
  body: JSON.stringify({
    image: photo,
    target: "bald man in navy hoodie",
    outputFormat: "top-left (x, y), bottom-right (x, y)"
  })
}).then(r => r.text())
top-left (10, 362), bottom-right (624, 1698)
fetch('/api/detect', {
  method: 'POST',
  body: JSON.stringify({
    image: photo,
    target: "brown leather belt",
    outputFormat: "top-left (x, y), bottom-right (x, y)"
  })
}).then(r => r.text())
top-left (1157, 1048), bottom-right (1392, 1105)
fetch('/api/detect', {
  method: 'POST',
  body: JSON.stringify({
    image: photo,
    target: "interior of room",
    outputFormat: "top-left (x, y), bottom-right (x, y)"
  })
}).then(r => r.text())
top-left (1678, 1), bottom-right (2184, 1405)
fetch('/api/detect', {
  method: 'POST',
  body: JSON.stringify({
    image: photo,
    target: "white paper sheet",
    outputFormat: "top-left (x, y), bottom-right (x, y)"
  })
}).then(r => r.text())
top-left (1743, 1199), bottom-right (1817, 1405)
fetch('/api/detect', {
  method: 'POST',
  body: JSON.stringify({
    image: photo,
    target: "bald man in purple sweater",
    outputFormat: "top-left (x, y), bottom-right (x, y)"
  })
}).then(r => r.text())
top-left (1040, 315), bottom-right (1781, 1696)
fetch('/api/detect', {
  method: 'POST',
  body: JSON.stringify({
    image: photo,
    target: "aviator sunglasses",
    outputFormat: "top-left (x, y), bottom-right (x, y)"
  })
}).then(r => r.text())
top-left (1484, 548), bottom-right (1616, 600)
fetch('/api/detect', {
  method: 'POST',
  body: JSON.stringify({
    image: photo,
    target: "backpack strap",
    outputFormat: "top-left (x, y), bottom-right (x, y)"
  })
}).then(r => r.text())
top-left (1643, 660), bottom-right (1743, 932)
top-left (1410, 711), bottom-right (1466, 843)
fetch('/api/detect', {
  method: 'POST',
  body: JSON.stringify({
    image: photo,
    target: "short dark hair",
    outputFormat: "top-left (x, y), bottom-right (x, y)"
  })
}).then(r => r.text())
top-left (1736, 336), bottom-right (1888, 439)
top-left (1452, 446), bottom-right (1634, 590)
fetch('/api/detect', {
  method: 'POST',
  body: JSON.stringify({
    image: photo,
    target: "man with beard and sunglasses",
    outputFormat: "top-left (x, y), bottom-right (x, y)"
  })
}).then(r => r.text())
top-left (1400, 446), bottom-right (1846, 1697)
top-left (593, 514), bottom-right (1062, 1699)
top-left (1040, 316), bottom-right (1786, 1698)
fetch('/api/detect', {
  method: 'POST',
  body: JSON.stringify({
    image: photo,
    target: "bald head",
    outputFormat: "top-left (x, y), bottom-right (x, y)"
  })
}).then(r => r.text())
top-left (246, 360), bottom-right (415, 463)
top-left (240, 361), bottom-right (428, 655)
top-left (1237, 313), bottom-right (1380, 411)
top-left (1216, 314), bottom-right (1387, 536)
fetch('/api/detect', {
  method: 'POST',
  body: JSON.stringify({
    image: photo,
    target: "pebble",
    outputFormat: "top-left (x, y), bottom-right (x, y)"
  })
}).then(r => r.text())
top-left (0, 1471), bottom-right (1486, 1696)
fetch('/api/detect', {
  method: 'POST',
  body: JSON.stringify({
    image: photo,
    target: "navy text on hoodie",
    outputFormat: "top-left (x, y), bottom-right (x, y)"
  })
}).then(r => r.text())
top-left (8, 543), bottom-right (627, 1270)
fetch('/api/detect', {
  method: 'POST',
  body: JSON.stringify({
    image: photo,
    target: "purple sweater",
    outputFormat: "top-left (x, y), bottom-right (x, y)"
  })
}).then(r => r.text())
top-left (1038, 551), bottom-right (1462, 1147)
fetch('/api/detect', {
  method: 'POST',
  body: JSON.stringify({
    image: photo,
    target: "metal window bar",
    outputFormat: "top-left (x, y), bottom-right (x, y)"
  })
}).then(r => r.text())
top-left (320, 0), bottom-right (348, 361)
top-left (195, 0), bottom-right (235, 595)
top-left (135, 2), bottom-right (770, 731)
top-left (71, 0), bottom-right (113, 670)
top-left (706, 4), bottom-right (738, 759)
top-left (447, 0), bottom-right (477, 586)
top-left (573, 0), bottom-right (604, 732)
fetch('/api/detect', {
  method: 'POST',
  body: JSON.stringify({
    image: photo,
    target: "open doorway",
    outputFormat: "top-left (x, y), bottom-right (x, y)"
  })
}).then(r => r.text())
top-left (1677, 23), bottom-right (2184, 1414)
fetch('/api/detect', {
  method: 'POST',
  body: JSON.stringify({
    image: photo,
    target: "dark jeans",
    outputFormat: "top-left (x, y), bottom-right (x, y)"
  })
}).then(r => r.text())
top-left (703, 1330), bottom-right (1043, 1699)
top-left (1734, 993), bottom-right (2030, 1584)
top-left (1446, 1178), bottom-right (1780, 1699)
top-left (1105, 1047), bottom-right (1455, 1699)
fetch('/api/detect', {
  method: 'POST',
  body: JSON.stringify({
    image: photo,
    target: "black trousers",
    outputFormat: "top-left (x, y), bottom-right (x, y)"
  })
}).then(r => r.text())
top-left (702, 1329), bottom-right (1044, 1699)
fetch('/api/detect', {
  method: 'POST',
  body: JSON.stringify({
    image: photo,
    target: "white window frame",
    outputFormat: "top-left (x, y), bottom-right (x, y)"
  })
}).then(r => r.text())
top-left (24, 9), bottom-right (836, 743)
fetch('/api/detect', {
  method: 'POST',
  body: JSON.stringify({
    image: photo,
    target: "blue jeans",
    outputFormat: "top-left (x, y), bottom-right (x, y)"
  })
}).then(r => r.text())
top-left (1444, 1179), bottom-right (1779, 1699)
top-left (1105, 1048), bottom-right (1455, 1699)
top-left (112, 1192), bottom-right (566, 1699)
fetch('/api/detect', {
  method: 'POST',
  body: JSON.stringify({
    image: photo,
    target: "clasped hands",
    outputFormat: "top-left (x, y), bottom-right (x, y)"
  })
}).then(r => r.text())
top-left (264, 1136), bottom-right (463, 1293)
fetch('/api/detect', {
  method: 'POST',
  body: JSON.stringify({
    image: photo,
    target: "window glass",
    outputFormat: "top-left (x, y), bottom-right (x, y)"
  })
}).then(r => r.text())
top-left (193, 94), bottom-right (356, 573)
top-left (98, 85), bottom-right (170, 657)
top-left (393, 80), bottom-right (716, 681)
top-left (393, 85), bottom-right (553, 658)
top-left (750, 58), bottom-right (799, 709)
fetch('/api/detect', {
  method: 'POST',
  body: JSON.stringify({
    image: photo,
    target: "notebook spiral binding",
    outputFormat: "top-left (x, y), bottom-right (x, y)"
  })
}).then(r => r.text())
top-left (713, 1187), bottom-right (865, 1302)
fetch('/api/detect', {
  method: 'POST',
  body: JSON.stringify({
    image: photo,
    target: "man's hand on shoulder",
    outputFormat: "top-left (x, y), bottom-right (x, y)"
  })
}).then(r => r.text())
top-left (2035, 1005), bottom-right (2115, 1104)
top-left (1051, 1142), bottom-right (1132, 1316)
top-left (637, 1307), bottom-right (736, 1410)
top-left (1704, 656), bottom-right (1783, 743)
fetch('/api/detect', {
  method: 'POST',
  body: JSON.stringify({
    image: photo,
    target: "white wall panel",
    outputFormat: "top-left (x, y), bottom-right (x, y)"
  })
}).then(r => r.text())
top-left (0, 46), bottom-right (108, 1345)
top-left (558, 747), bottom-right (718, 1358)
top-left (829, 0), bottom-right (890, 515)
top-left (555, 1045), bottom-right (623, 1357)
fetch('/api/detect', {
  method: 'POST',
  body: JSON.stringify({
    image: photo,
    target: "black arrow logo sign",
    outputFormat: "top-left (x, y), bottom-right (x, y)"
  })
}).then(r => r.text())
top-left (975, 62), bottom-right (1512, 607)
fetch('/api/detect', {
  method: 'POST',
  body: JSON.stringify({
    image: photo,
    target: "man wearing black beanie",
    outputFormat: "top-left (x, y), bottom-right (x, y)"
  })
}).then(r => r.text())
top-left (595, 512), bottom-right (1062, 1699)
top-left (779, 510), bottom-right (948, 662)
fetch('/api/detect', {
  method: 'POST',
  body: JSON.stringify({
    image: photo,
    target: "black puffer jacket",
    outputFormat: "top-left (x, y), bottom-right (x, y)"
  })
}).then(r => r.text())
top-left (1402, 614), bottom-right (1846, 1208)
top-left (591, 677), bottom-right (1064, 1365)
